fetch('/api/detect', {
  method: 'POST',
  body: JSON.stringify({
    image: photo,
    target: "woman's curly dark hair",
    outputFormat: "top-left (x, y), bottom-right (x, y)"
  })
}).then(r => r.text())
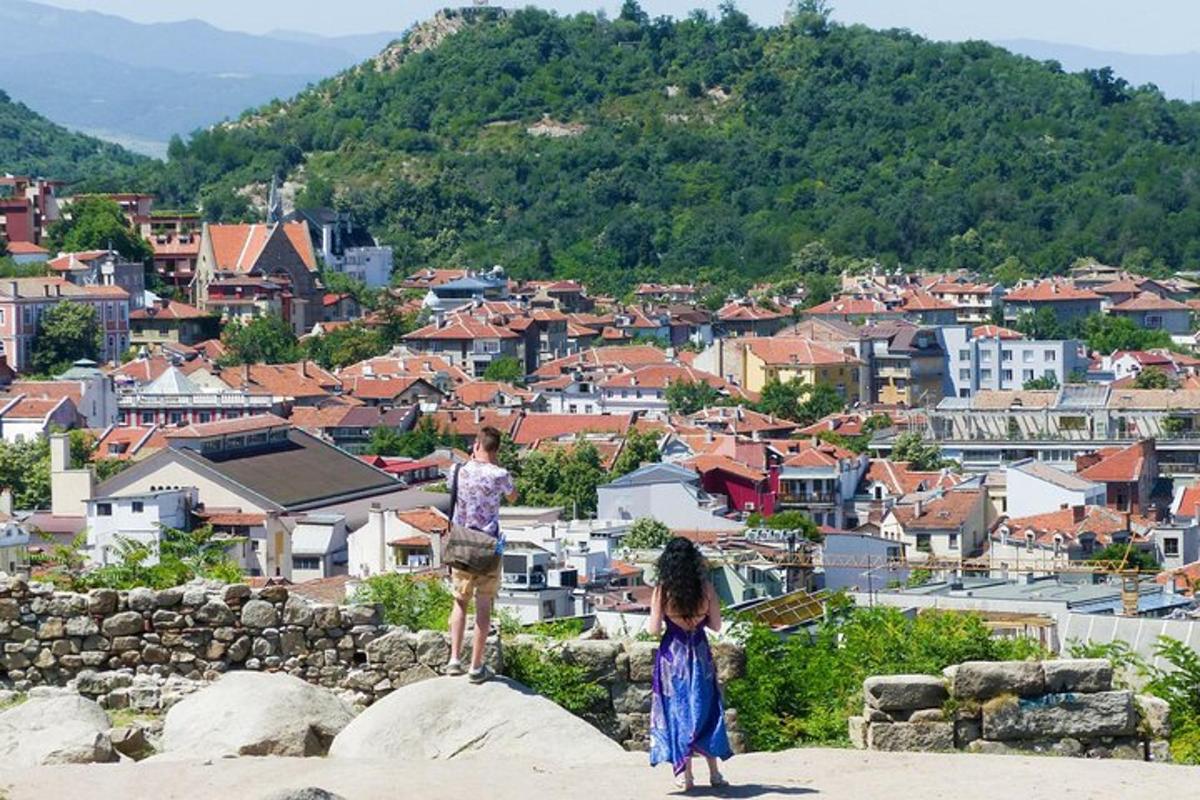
top-left (656, 537), bottom-right (707, 619)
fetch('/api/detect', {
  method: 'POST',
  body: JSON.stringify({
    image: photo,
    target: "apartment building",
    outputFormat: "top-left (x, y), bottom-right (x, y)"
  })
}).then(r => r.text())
top-left (939, 325), bottom-right (1088, 398)
top-left (0, 277), bottom-right (130, 371)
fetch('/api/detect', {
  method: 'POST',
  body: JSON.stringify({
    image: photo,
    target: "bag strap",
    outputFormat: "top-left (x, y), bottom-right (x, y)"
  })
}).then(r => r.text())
top-left (448, 462), bottom-right (461, 521)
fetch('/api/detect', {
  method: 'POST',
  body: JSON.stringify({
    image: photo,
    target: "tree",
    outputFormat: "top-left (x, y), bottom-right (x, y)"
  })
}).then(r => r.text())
top-left (482, 356), bottom-right (525, 385)
top-left (1087, 542), bottom-right (1159, 572)
top-left (219, 313), bottom-right (300, 365)
top-left (611, 428), bottom-right (661, 477)
top-left (890, 432), bottom-right (948, 471)
top-left (762, 510), bottom-right (821, 542)
top-left (47, 197), bottom-right (152, 262)
top-left (1014, 307), bottom-right (1065, 340)
top-left (754, 379), bottom-right (845, 425)
top-left (756, 378), bottom-right (804, 421)
top-left (665, 379), bottom-right (720, 415)
top-left (366, 416), bottom-right (465, 459)
top-left (351, 573), bottom-right (454, 630)
top-left (796, 383), bottom-right (845, 426)
top-left (515, 442), bottom-right (606, 517)
top-left (30, 302), bottom-right (102, 375)
top-left (1023, 374), bottom-right (1059, 390)
top-left (1083, 315), bottom-right (1173, 355)
top-left (1133, 367), bottom-right (1176, 390)
top-left (624, 517), bottom-right (672, 549)
top-left (303, 323), bottom-right (387, 370)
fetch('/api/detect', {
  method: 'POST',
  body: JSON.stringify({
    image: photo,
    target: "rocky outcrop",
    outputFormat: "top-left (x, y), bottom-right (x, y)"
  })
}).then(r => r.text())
top-left (329, 676), bottom-right (623, 764)
top-left (161, 672), bottom-right (353, 758)
top-left (0, 692), bottom-right (116, 766)
top-left (852, 659), bottom-right (1170, 761)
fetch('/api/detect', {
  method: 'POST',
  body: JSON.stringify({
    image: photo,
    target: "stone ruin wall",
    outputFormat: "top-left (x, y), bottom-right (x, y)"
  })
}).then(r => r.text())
top-left (0, 576), bottom-right (745, 752)
top-left (850, 659), bottom-right (1172, 761)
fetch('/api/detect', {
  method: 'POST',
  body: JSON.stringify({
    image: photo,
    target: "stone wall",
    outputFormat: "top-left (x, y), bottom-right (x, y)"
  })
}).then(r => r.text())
top-left (849, 659), bottom-right (1172, 761)
top-left (0, 576), bottom-right (744, 751)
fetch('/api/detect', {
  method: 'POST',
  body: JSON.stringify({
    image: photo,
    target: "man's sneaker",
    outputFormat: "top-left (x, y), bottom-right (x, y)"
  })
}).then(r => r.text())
top-left (445, 659), bottom-right (466, 676)
top-left (468, 665), bottom-right (494, 684)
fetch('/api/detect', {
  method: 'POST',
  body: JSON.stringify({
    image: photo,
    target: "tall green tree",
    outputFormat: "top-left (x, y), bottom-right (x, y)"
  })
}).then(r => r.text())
top-left (610, 428), bottom-right (661, 477)
top-left (516, 442), bottom-right (606, 517)
top-left (1083, 315), bottom-right (1174, 354)
top-left (482, 356), bottom-right (525, 385)
top-left (302, 323), bottom-right (387, 370)
top-left (1133, 367), bottom-right (1176, 390)
top-left (665, 379), bottom-right (721, 415)
top-left (623, 517), bottom-right (672, 549)
top-left (47, 197), bottom-right (152, 262)
top-left (219, 314), bottom-right (300, 365)
top-left (30, 303), bottom-right (102, 375)
top-left (890, 432), bottom-right (948, 471)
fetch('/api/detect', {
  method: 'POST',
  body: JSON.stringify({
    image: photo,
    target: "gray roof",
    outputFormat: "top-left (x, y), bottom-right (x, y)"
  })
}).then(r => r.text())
top-left (142, 366), bottom-right (201, 396)
top-left (602, 461), bottom-right (698, 489)
top-left (437, 276), bottom-right (505, 291)
top-left (1057, 384), bottom-right (1110, 409)
top-left (1010, 459), bottom-right (1099, 492)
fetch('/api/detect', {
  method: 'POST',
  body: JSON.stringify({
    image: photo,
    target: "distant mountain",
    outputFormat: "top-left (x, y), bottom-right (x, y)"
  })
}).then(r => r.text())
top-left (999, 39), bottom-right (1200, 102)
top-left (0, 90), bottom-right (146, 185)
top-left (0, 0), bottom-right (404, 157)
top-left (265, 29), bottom-right (403, 61)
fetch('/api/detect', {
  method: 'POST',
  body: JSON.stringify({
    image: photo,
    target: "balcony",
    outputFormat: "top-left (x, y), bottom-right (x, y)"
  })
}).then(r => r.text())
top-left (778, 491), bottom-right (837, 506)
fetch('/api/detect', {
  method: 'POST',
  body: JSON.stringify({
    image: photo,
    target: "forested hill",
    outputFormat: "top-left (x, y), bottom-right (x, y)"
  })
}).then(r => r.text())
top-left (149, 5), bottom-right (1200, 292)
top-left (0, 90), bottom-right (147, 184)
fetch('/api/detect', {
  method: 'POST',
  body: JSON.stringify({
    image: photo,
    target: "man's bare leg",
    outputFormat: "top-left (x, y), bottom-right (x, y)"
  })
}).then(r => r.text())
top-left (449, 594), bottom-right (469, 664)
top-left (470, 594), bottom-right (492, 671)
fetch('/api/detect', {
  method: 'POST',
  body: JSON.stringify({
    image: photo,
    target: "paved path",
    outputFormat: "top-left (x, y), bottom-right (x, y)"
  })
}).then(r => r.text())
top-left (1, 747), bottom-right (1196, 799)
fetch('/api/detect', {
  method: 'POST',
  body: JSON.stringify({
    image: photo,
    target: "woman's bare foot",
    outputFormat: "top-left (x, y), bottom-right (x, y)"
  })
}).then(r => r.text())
top-left (706, 756), bottom-right (728, 787)
top-left (675, 773), bottom-right (694, 792)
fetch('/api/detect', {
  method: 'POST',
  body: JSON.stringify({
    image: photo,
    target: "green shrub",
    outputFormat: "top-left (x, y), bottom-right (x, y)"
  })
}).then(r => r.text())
top-left (725, 606), bottom-right (1046, 751)
top-left (502, 643), bottom-right (608, 716)
top-left (351, 573), bottom-right (454, 631)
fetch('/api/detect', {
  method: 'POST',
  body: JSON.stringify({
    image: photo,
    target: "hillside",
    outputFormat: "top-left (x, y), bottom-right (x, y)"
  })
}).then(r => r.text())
top-left (0, 1), bottom-right (401, 156)
top-left (150, 5), bottom-right (1200, 292)
top-left (0, 90), bottom-right (147, 184)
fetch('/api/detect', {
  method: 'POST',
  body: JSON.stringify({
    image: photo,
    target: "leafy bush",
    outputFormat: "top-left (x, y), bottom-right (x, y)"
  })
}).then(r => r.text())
top-left (69, 525), bottom-right (244, 591)
top-left (351, 573), bottom-right (454, 631)
top-left (623, 517), bottom-right (672, 550)
top-left (502, 643), bottom-right (608, 716)
top-left (725, 607), bottom-right (1046, 751)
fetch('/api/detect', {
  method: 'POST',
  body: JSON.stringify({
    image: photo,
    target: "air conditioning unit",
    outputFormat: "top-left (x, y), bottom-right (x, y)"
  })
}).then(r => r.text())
top-left (744, 502), bottom-right (756, 512)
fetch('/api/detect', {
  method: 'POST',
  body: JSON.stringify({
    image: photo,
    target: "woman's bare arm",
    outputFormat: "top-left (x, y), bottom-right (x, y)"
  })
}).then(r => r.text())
top-left (705, 582), bottom-right (722, 633)
top-left (648, 585), bottom-right (664, 636)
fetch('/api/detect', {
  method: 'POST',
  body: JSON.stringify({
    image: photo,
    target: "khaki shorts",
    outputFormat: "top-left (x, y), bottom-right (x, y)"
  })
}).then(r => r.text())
top-left (451, 561), bottom-right (502, 601)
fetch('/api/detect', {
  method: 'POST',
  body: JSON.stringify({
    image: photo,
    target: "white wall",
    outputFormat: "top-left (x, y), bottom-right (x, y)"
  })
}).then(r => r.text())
top-left (820, 532), bottom-right (909, 592)
top-left (1006, 465), bottom-right (1105, 519)
top-left (86, 490), bottom-right (194, 566)
top-left (597, 482), bottom-right (743, 532)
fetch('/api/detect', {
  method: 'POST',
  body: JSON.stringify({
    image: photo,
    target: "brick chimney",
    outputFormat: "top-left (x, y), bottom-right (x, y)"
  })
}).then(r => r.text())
top-left (1072, 505), bottom-right (1086, 523)
top-left (297, 360), bottom-right (307, 379)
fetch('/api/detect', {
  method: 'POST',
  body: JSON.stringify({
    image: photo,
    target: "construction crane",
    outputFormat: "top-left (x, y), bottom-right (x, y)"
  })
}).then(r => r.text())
top-left (759, 550), bottom-right (1160, 576)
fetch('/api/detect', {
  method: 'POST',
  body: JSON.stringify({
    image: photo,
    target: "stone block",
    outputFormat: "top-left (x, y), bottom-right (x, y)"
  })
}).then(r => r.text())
top-left (954, 718), bottom-right (982, 748)
top-left (1084, 736), bottom-right (1143, 760)
top-left (343, 604), bottom-right (380, 627)
top-left (128, 588), bottom-right (157, 613)
top-left (848, 715), bottom-right (867, 749)
top-left (867, 721), bottom-right (955, 752)
top-left (101, 612), bottom-right (143, 637)
top-left (560, 640), bottom-right (622, 683)
top-left (227, 636), bottom-right (251, 663)
top-left (365, 631), bottom-right (417, 671)
top-left (36, 618), bottom-right (64, 639)
top-left (953, 661), bottom-right (1044, 700)
top-left (311, 604), bottom-right (341, 629)
top-left (711, 641), bottom-right (745, 683)
top-left (909, 708), bottom-right (946, 723)
top-left (222, 584), bottom-right (251, 604)
top-left (65, 616), bottom-right (99, 637)
top-left (1136, 694), bottom-right (1171, 739)
top-left (982, 690), bottom-right (1135, 741)
top-left (414, 630), bottom-right (449, 669)
top-left (863, 674), bottom-right (948, 711)
top-left (625, 641), bottom-right (657, 683)
top-left (194, 601), bottom-right (235, 626)
top-left (87, 589), bottom-right (118, 616)
top-left (1149, 740), bottom-right (1171, 762)
top-left (611, 682), bottom-right (652, 714)
top-left (155, 588), bottom-right (183, 608)
top-left (966, 737), bottom-right (1083, 757)
top-left (258, 585), bottom-right (289, 604)
top-left (241, 599), bottom-right (279, 629)
top-left (1042, 659), bottom-right (1112, 694)
top-left (282, 596), bottom-right (314, 626)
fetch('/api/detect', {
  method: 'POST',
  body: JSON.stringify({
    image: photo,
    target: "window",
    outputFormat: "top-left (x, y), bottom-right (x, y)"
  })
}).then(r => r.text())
top-left (958, 349), bottom-right (970, 361)
top-left (169, 412), bottom-right (182, 425)
top-left (140, 412), bottom-right (154, 424)
top-left (197, 412), bottom-right (211, 423)
top-left (1001, 369), bottom-right (1013, 381)
top-left (1044, 369), bottom-right (1056, 380)
top-left (96, 503), bottom-right (112, 517)
top-left (915, 534), bottom-right (931, 552)
top-left (1022, 350), bottom-right (1033, 363)
top-left (1045, 351), bottom-right (1057, 362)
top-left (131, 501), bottom-right (143, 513)
top-left (292, 556), bottom-right (320, 571)
top-left (980, 350), bottom-right (992, 363)
top-left (980, 369), bottom-right (993, 381)
top-left (1165, 538), bottom-right (1180, 557)
top-left (1023, 369), bottom-right (1034, 381)
top-left (1001, 350), bottom-right (1013, 362)
top-left (948, 533), bottom-right (959, 550)
top-left (959, 369), bottom-right (971, 381)
top-left (0, 309), bottom-right (4, 325)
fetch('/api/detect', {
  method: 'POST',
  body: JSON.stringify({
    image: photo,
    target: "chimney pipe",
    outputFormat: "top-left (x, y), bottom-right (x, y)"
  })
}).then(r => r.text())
top-left (914, 499), bottom-right (924, 518)
top-left (1073, 505), bottom-right (1086, 523)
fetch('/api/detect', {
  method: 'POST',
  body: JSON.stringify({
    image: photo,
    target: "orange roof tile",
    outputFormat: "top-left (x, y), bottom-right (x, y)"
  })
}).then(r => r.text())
top-left (1005, 280), bottom-right (1102, 302)
top-left (513, 413), bottom-right (633, 446)
top-left (743, 337), bottom-right (862, 367)
top-left (888, 490), bottom-right (984, 530)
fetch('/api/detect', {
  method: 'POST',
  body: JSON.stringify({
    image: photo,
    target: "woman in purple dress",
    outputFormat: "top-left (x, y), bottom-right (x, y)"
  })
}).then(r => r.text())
top-left (648, 537), bottom-right (733, 792)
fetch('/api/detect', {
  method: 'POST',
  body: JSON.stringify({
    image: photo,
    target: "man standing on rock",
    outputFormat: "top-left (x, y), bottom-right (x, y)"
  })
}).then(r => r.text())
top-left (445, 425), bottom-right (516, 683)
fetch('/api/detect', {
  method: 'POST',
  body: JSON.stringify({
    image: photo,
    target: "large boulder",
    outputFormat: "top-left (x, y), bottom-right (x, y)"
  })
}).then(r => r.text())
top-left (161, 672), bottom-right (353, 758)
top-left (982, 690), bottom-right (1136, 741)
top-left (863, 675), bottom-right (947, 711)
top-left (1042, 659), bottom-right (1112, 694)
top-left (866, 721), bottom-right (955, 752)
top-left (952, 661), bottom-right (1044, 700)
top-left (0, 694), bottom-right (116, 766)
top-left (330, 676), bottom-right (622, 764)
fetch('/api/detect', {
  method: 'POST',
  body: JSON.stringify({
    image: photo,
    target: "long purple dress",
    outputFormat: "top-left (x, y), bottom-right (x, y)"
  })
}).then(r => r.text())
top-left (649, 616), bottom-right (734, 775)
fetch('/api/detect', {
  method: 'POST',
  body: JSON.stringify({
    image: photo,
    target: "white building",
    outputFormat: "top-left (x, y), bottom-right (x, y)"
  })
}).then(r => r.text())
top-left (1005, 459), bottom-right (1106, 519)
top-left (0, 490), bottom-right (30, 574)
top-left (597, 462), bottom-right (743, 532)
top-left (339, 247), bottom-right (393, 289)
top-left (348, 505), bottom-right (448, 578)
top-left (496, 542), bottom-right (577, 624)
top-left (819, 531), bottom-right (908, 593)
top-left (938, 326), bottom-right (1088, 399)
top-left (289, 513), bottom-right (350, 582)
top-left (85, 488), bottom-right (197, 566)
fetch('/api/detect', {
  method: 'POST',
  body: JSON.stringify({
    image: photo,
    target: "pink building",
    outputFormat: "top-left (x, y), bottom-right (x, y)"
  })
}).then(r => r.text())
top-left (0, 278), bottom-right (130, 372)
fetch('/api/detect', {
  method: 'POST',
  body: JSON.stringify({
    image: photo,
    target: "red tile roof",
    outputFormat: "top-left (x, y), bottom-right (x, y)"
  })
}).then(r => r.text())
top-left (206, 222), bottom-right (316, 273)
top-left (428, 409), bottom-right (521, 438)
top-left (533, 345), bottom-right (669, 378)
top-left (164, 413), bottom-right (289, 439)
top-left (1109, 292), bottom-right (1191, 312)
top-left (513, 412), bottom-right (633, 446)
top-left (973, 324), bottom-right (1024, 340)
top-left (899, 291), bottom-right (956, 312)
top-left (888, 490), bottom-right (984, 530)
top-left (129, 299), bottom-right (209, 320)
top-left (404, 318), bottom-right (519, 340)
top-left (5, 241), bottom-right (48, 255)
top-left (394, 507), bottom-right (450, 536)
top-left (716, 301), bottom-right (787, 322)
top-left (1076, 440), bottom-right (1153, 483)
top-left (804, 297), bottom-right (891, 316)
top-left (743, 337), bottom-right (862, 367)
top-left (685, 454), bottom-right (766, 483)
top-left (998, 505), bottom-right (1137, 547)
top-left (218, 361), bottom-right (339, 399)
top-left (1005, 280), bottom-right (1102, 302)
top-left (599, 364), bottom-right (729, 391)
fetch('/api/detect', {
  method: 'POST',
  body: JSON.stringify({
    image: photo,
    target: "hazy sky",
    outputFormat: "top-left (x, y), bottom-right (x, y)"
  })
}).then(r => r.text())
top-left (34, 0), bottom-right (1200, 54)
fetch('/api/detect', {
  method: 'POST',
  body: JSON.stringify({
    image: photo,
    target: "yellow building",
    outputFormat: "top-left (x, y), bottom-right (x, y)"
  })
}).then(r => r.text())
top-left (741, 337), bottom-right (863, 397)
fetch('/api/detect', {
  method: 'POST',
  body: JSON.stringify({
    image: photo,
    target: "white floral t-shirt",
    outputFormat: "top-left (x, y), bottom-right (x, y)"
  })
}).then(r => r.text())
top-left (452, 460), bottom-right (514, 537)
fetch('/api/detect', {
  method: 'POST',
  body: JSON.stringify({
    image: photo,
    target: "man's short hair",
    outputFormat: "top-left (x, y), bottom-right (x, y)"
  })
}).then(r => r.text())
top-left (478, 425), bottom-right (502, 454)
